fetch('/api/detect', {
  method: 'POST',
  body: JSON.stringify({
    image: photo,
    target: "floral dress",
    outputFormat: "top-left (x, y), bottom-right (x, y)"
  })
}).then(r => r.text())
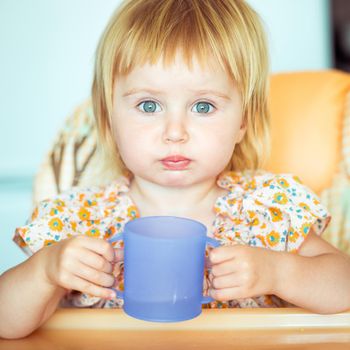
top-left (13, 170), bottom-right (331, 309)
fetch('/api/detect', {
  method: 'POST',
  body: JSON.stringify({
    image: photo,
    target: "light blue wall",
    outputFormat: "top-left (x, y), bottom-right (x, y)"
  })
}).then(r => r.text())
top-left (0, 0), bottom-right (332, 273)
top-left (248, 0), bottom-right (332, 72)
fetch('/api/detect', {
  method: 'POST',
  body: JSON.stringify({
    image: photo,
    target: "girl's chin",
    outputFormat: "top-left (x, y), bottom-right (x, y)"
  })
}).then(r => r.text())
top-left (151, 172), bottom-right (194, 187)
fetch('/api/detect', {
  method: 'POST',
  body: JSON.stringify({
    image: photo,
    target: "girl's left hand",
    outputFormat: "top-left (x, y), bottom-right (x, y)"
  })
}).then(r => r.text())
top-left (208, 245), bottom-right (278, 301)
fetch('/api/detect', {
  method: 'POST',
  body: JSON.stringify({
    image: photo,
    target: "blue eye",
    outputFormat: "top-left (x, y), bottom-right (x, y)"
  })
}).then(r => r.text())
top-left (193, 102), bottom-right (215, 114)
top-left (136, 100), bottom-right (215, 114)
top-left (137, 100), bottom-right (161, 113)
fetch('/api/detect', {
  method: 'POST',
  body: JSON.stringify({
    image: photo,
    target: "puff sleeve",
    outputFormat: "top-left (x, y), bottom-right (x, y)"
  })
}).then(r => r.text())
top-left (13, 189), bottom-right (99, 256)
top-left (12, 180), bottom-right (138, 309)
top-left (214, 172), bottom-right (331, 253)
top-left (12, 179), bottom-right (137, 256)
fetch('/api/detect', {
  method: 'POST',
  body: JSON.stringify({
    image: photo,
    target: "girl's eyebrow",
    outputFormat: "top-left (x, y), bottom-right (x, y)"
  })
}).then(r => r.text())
top-left (122, 88), bottom-right (165, 98)
top-left (122, 88), bottom-right (231, 101)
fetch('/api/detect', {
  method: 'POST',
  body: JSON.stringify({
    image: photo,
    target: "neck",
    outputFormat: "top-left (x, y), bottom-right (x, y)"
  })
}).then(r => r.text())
top-left (129, 176), bottom-right (225, 217)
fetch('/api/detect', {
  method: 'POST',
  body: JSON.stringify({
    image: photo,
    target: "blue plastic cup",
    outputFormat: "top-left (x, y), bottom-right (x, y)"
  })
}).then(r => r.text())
top-left (108, 216), bottom-right (221, 322)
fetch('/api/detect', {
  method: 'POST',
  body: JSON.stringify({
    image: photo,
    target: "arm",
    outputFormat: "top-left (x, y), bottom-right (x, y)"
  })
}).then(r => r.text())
top-left (0, 236), bottom-right (119, 339)
top-left (0, 249), bottom-right (66, 339)
top-left (274, 230), bottom-right (350, 314)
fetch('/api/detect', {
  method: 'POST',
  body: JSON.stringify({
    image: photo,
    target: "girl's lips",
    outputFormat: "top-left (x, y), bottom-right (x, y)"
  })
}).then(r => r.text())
top-left (161, 155), bottom-right (191, 170)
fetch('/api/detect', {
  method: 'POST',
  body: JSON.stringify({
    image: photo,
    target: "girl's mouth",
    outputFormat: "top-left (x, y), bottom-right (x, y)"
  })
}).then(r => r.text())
top-left (161, 155), bottom-right (191, 170)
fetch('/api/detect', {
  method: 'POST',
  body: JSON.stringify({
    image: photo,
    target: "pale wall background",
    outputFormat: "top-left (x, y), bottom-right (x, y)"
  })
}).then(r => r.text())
top-left (0, 0), bottom-right (332, 272)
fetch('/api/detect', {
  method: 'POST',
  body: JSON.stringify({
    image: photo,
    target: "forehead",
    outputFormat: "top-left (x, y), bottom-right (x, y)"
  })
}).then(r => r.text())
top-left (115, 52), bottom-right (235, 91)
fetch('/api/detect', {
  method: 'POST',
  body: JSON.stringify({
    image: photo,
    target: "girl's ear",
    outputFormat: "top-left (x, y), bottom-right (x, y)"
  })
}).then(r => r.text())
top-left (236, 121), bottom-right (247, 144)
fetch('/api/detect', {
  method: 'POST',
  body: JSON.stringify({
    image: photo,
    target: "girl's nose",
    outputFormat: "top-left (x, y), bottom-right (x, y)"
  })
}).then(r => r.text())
top-left (162, 118), bottom-right (189, 144)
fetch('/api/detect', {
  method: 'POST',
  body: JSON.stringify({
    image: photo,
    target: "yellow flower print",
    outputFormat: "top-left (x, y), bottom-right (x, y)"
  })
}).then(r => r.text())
top-left (263, 179), bottom-right (273, 187)
top-left (266, 231), bottom-right (280, 247)
top-left (17, 237), bottom-right (28, 247)
top-left (292, 175), bottom-right (302, 184)
top-left (245, 178), bottom-right (257, 191)
top-left (44, 239), bottom-right (57, 246)
top-left (247, 210), bottom-right (255, 219)
top-left (233, 218), bottom-right (243, 225)
top-left (86, 219), bottom-right (101, 227)
top-left (71, 221), bottom-right (77, 232)
top-left (53, 199), bottom-right (65, 207)
top-left (255, 199), bottom-right (263, 206)
top-left (268, 207), bottom-right (283, 222)
top-left (127, 205), bottom-right (139, 219)
top-left (18, 227), bottom-right (28, 236)
top-left (48, 217), bottom-right (64, 232)
top-left (288, 228), bottom-right (300, 243)
top-left (107, 192), bottom-right (117, 202)
top-left (78, 207), bottom-right (91, 221)
top-left (277, 178), bottom-right (290, 188)
top-left (300, 223), bottom-right (311, 237)
top-left (14, 228), bottom-right (28, 247)
top-left (86, 228), bottom-right (101, 237)
top-left (299, 202), bottom-right (311, 211)
top-left (250, 217), bottom-right (260, 226)
top-left (50, 207), bottom-right (64, 216)
top-left (255, 234), bottom-right (267, 247)
top-left (232, 231), bottom-right (241, 239)
top-left (274, 192), bottom-right (288, 205)
top-left (313, 198), bottom-right (320, 205)
top-left (104, 225), bottom-right (116, 239)
top-left (247, 210), bottom-right (259, 226)
top-left (214, 206), bottom-right (222, 214)
top-left (218, 226), bottom-right (226, 234)
top-left (84, 199), bottom-right (97, 207)
top-left (227, 198), bottom-right (237, 206)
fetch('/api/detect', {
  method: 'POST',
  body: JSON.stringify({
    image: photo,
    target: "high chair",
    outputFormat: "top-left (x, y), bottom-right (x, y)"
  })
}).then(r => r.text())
top-left (32, 70), bottom-right (350, 255)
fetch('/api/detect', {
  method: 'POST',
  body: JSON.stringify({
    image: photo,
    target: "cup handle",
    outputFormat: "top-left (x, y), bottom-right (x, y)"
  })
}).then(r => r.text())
top-left (108, 233), bottom-right (124, 300)
top-left (202, 236), bottom-right (221, 304)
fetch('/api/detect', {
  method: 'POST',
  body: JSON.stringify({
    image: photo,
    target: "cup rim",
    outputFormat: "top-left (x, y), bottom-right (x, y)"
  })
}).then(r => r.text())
top-left (125, 215), bottom-right (207, 239)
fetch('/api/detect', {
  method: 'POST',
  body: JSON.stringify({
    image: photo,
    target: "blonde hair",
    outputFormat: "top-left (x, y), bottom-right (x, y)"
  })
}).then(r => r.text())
top-left (91, 0), bottom-right (271, 182)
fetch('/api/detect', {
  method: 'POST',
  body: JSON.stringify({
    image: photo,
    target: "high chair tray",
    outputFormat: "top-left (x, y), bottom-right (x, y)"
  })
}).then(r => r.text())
top-left (1, 308), bottom-right (350, 350)
top-left (44, 308), bottom-right (350, 330)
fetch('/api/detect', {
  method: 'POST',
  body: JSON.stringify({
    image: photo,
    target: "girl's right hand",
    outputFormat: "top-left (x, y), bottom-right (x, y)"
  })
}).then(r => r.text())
top-left (42, 235), bottom-right (122, 299)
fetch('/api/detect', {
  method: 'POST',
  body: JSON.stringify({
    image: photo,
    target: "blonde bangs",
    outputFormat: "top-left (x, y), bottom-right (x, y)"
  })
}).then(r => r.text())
top-left (92, 0), bottom-right (271, 182)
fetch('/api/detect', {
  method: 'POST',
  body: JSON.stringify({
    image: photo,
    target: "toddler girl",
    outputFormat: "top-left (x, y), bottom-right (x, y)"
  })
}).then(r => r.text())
top-left (1, 0), bottom-right (350, 339)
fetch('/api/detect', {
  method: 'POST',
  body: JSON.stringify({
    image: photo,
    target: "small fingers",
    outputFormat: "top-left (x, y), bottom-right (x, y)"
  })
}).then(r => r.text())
top-left (210, 272), bottom-right (239, 289)
top-left (211, 259), bottom-right (236, 277)
top-left (66, 275), bottom-right (115, 300)
top-left (78, 236), bottom-right (116, 262)
top-left (75, 261), bottom-right (115, 288)
top-left (78, 248), bottom-right (114, 274)
top-left (209, 246), bottom-right (238, 264)
top-left (209, 287), bottom-right (245, 302)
